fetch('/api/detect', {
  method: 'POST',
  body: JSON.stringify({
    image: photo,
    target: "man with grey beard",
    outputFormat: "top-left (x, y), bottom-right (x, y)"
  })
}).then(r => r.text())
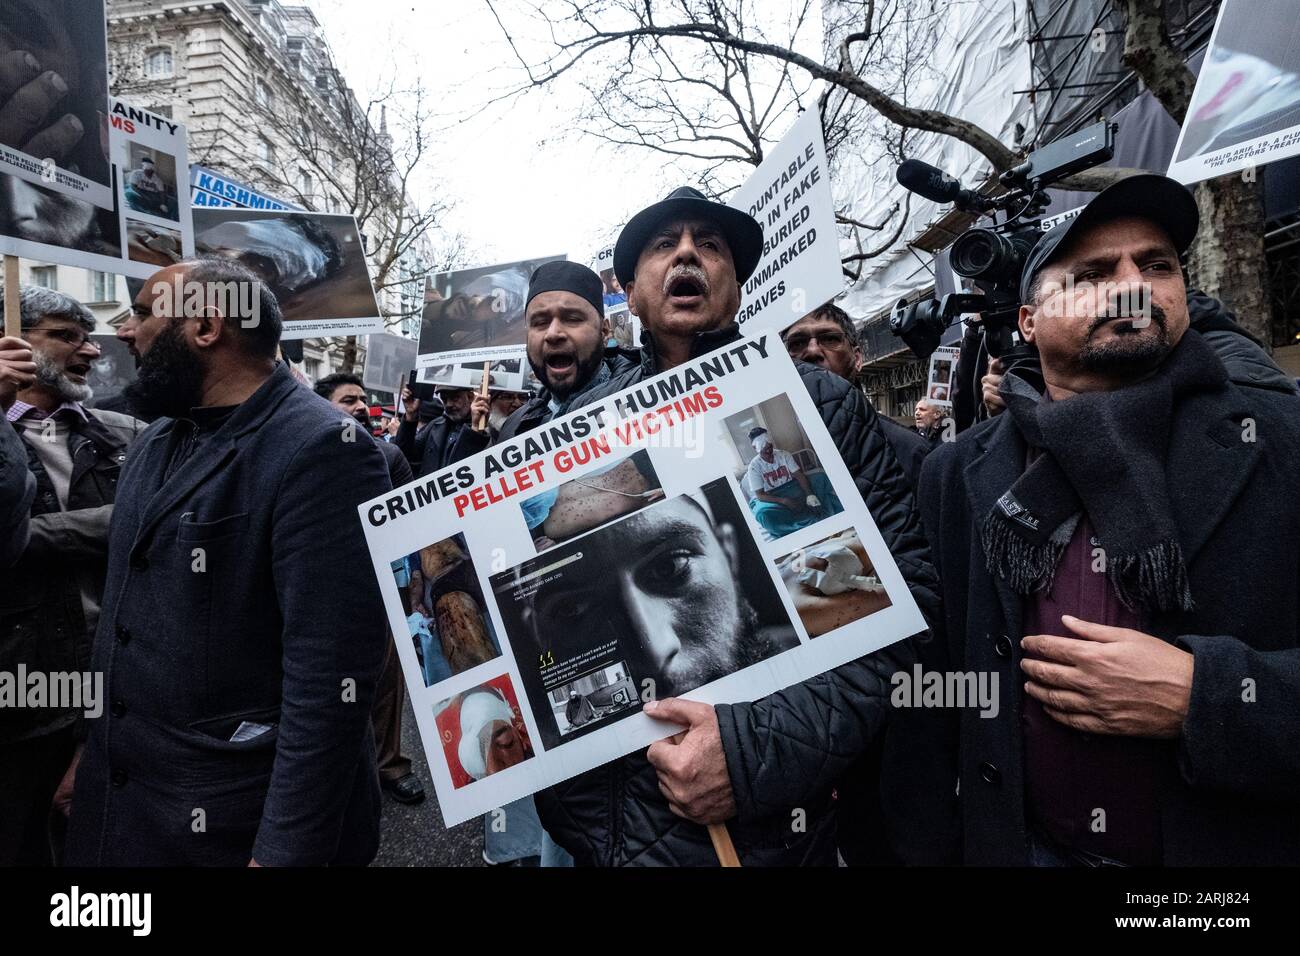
top-left (0, 286), bottom-right (143, 865)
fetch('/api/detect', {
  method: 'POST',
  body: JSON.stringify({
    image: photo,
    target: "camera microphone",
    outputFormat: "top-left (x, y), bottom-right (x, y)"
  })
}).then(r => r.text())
top-left (896, 159), bottom-right (991, 212)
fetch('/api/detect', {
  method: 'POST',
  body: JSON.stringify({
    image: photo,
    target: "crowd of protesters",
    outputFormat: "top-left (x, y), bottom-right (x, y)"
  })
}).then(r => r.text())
top-left (1, 171), bottom-right (1297, 867)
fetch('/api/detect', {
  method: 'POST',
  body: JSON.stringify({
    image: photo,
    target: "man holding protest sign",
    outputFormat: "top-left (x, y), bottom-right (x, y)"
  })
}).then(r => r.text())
top-left (396, 381), bottom-right (491, 477)
top-left (534, 186), bottom-right (938, 866)
top-left (66, 258), bottom-right (392, 866)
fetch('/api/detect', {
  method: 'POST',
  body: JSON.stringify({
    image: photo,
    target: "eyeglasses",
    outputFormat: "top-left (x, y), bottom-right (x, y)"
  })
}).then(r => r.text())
top-left (784, 331), bottom-right (850, 353)
top-left (26, 327), bottom-right (102, 351)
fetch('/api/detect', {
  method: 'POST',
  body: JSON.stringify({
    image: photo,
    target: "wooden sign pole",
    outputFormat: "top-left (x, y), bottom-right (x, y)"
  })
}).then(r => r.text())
top-left (4, 255), bottom-right (20, 338)
top-left (473, 360), bottom-right (491, 432)
top-left (708, 823), bottom-right (742, 867)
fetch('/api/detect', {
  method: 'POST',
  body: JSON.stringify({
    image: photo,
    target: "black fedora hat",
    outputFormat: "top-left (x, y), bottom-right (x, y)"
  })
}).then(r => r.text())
top-left (613, 186), bottom-right (764, 288)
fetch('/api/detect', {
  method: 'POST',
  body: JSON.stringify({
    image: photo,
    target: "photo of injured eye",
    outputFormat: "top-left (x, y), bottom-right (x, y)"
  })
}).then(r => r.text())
top-left (193, 207), bottom-right (382, 328)
top-left (776, 528), bottom-right (892, 638)
top-left (494, 478), bottom-right (798, 749)
top-left (390, 533), bottom-right (502, 688)
top-left (518, 448), bottom-right (666, 552)
top-left (434, 675), bottom-right (534, 790)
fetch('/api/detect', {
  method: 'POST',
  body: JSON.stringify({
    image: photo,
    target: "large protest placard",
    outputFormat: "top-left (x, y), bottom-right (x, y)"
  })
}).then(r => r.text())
top-left (728, 108), bottom-right (841, 334)
top-left (85, 333), bottom-right (136, 408)
top-left (416, 254), bottom-right (564, 367)
top-left (591, 244), bottom-right (639, 350)
top-left (0, 0), bottom-right (113, 211)
top-left (1168, 0), bottom-right (1300, 184)
top-left (192, 208), bottom-right (383, 339)
top-left (417, 356), bottom-right (537, 394)
top-left (362, 332), bottom-right (419, 393)
top-left (189, 164), bottom-right (300, 211)
top-left (361, 332), bottom-right (927, 825)
top-left (0, 98), bottom-right (194, 279)
top-left (926, 346), bottom-right (960, 408)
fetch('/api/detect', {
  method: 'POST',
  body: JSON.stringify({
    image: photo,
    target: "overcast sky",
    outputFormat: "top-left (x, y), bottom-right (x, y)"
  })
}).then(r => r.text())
top-left (304, 0), bottom-right (823, 273)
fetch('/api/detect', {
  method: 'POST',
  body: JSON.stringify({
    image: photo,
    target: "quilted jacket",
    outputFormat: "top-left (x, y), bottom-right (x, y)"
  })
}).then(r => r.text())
top-left (533, 324), bottom-right (940, 866)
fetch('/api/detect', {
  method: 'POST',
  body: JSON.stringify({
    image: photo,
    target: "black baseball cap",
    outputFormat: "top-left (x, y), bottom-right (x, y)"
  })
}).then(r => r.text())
top-left (1019, 174), bottom-right (1199, 304)
top-left (613, 186), bottom-right (764, 288)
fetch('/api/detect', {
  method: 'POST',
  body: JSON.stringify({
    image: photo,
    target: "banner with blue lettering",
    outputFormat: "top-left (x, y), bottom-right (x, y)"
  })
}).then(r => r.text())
top-left (189, 165), bottom-right (299, 212)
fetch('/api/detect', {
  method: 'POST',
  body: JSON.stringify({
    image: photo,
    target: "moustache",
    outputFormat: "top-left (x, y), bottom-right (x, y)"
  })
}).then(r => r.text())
top-left (1087, 299), bottom-right (1168, 337)
top-left (663, 264), bottom-right (710, 297)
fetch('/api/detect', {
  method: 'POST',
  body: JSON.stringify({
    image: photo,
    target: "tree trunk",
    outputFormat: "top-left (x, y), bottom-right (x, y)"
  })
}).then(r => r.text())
top-left (1186, 175), bottom-right (1272, 349)
top-left (340, 335), bottom-right (359, 374)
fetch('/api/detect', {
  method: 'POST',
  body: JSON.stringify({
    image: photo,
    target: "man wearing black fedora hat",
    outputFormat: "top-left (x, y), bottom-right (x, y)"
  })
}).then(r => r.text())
top-left (885, 173), bottom-right (1300, 866)
top-left (531, 186), bottom-right (940, 866)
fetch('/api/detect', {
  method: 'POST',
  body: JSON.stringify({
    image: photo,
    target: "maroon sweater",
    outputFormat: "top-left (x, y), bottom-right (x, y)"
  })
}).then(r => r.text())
top-left (1021, 514), bottom-right (1180, 866)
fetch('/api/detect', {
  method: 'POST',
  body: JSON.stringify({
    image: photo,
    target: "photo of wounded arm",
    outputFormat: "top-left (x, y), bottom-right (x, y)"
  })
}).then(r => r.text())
top-left (519, 449), bottom-right (665, 552)
top-left (777, 528), bottom-right (892, 638)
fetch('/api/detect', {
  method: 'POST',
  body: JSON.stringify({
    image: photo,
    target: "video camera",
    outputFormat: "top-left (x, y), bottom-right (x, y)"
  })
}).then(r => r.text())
top-left (889, 121), bottom-right (1117, 361)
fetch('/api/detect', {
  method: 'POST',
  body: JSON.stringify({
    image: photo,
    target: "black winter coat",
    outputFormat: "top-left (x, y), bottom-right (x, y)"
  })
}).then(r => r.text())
top-left (885, 333), bottom-right (1300, 865)
top-left (0, 407), bottom-right (142, 744)
top-left (66, 365), bottom-right (393, 866)
top-left (533, 325), bottom-right (940, 866)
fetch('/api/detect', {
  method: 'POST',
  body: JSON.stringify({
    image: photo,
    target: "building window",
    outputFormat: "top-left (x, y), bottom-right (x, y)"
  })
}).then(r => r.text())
top-left (144, 46), bottom-right (174, 78)
top-left (299, 169), bottom-right (313, 196)
top-left (256, 136), bottom-right (276, 164)
top-left (255, 79), bottom-right (274, 110)
top-left (30, 266), bottom-right (57, 290)
top-left (91, 272), bottom-right (115, 302)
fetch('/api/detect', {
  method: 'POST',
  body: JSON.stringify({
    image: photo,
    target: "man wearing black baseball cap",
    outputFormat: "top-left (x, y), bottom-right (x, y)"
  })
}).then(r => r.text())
top-left (531, 186), bottom-right (939, 867)
top-left (886, 173), bottom-right (1300, 866)
top-left (495, 260), bottom-right (634, 443)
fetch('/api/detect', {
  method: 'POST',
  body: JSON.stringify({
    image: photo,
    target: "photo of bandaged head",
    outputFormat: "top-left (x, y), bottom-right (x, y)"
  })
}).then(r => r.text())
top-left (493, 477), bottom-right (798, 749)
top-left (417, 254), bottom-right (564, 358)
top-left (1175, 0), bottom-right (1300, 160)
top-left (550, 662), bottom-right (638, 737)
top-left (722, 396), bottom-right (844, 542)
top-left (519, 448), bottom-right (665, 552)
top-left (390, 534), bottom-right (502, 687)
top-left (434, 675), bottom-right (534, 790)
top-left (776, 528), bottom-right (892, 638)
top-left (120, 144), bottom-right (180, 223)
top-left (193, 208), bottom-right (381, 323)
top-left (0, 0), bottom-right (112, 199)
